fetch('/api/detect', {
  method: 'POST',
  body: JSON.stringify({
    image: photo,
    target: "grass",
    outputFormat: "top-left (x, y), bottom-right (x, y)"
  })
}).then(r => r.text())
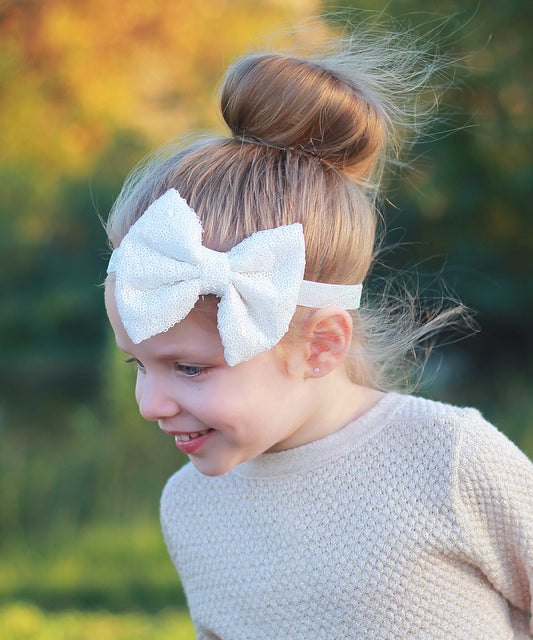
top-left (0, 521), bottom-right (194, 638)
top-left (0, 602), bottom-right (195, 640)
top-left (0, 521), bottom-right (187, 613)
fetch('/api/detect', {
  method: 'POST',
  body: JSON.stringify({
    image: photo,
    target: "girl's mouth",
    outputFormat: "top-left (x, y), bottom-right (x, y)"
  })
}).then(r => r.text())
top-left (174, 429), bottom-right (214, 455)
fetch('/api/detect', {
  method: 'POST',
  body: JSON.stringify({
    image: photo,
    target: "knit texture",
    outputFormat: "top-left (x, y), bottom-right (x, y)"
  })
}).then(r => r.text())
top-left (160, 393), bottom-right (533, 639)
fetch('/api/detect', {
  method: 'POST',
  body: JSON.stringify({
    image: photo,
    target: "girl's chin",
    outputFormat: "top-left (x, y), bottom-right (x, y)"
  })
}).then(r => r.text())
top-left (190, 459), bottom-right (236, 477)
top-left (189, 449), bottom-right (244, 478)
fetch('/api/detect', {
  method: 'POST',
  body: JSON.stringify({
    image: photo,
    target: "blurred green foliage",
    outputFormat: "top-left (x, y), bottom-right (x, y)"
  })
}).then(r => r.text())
top-left (0, 333), bottom-right (188, 544)
top-left (0, 129), bottom-right (148, 424)
top-left (0, 522), bottom-right (186, 612)
top-left (322, 0), bottom-right (533, 328)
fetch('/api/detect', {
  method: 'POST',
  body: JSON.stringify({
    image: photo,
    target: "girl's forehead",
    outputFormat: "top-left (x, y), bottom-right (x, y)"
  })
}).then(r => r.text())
top-left (139, 321), bottom-right (224, 364)
top-left (159, 310), bottom-right (221, 348)
top-left (105, 279), bottom-right (223, 360)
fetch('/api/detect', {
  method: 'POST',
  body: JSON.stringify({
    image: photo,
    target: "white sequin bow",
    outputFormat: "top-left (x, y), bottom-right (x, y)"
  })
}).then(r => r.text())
top-left (107, 189), bottom-right (306, 366)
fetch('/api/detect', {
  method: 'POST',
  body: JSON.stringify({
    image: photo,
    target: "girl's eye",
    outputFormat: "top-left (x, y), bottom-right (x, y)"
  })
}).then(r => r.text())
top-left (124, 357), bottom-right (145, 372)
top-left (177, 364), bottom-right (207, 378)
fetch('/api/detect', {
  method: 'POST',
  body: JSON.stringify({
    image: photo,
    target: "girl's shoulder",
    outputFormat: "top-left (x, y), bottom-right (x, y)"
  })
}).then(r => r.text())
top-left (393, 393), bottom-right (533, 482)
top-left (391, 392), bottom-right (485, 430)
top-left (390, 392), bottom-right (504, 446)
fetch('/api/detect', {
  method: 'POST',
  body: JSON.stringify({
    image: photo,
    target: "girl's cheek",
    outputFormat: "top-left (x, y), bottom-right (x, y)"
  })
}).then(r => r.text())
top-left (134, 375), bottom-right (144, 407)
top-left (211, 392), bottom-right (242, 424)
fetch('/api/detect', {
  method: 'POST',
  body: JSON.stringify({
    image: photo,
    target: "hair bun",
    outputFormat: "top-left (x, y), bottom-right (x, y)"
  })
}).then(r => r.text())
top-left (220, 53), bottom-right (386, 180)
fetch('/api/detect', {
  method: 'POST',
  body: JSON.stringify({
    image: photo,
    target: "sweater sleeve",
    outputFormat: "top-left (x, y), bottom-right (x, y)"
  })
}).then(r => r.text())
top-left (455, 412), bottom-right (533, 634)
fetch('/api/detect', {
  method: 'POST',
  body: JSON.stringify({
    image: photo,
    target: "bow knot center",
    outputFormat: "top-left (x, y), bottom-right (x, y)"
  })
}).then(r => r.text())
top-left (199, 247), bottom-right (231, 296)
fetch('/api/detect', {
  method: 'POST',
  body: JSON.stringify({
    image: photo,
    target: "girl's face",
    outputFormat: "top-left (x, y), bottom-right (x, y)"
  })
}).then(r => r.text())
top-left (105, 282), bottom-right (320, 476)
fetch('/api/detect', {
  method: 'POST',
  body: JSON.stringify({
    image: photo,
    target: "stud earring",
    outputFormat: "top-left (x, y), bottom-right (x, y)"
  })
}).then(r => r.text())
top-left (313, 367), bottom-right (320, 374)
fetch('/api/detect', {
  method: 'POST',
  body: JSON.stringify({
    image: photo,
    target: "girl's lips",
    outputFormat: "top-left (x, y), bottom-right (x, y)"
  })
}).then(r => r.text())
top-left (173, 429), bottom-right (214, 455)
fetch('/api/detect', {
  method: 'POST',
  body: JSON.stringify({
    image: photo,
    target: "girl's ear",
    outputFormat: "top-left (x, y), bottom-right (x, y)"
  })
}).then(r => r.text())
top-left (302, 307), bottom-right (353, 378)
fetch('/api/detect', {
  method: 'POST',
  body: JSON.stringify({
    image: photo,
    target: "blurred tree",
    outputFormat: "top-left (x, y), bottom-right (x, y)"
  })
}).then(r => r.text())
top-left (1, 0), bottom-right (320, 176)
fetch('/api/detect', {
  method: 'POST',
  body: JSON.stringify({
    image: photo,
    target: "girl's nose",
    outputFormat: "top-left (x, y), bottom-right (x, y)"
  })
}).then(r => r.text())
top-left (136, 376), bottom-right (181, 422)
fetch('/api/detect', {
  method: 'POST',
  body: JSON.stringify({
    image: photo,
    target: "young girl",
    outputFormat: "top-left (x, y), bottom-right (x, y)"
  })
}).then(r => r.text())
top-left (104, 26), bottom-right (533, 640)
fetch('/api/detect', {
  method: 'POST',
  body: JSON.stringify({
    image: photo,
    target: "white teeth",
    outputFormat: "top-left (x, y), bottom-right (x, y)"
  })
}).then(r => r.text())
top-left (174, 430), bottom-right (210, 442)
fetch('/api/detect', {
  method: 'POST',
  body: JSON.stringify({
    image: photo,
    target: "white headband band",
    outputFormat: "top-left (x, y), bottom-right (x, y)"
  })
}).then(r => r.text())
top-left (107, 188), bottom-right (362, 366)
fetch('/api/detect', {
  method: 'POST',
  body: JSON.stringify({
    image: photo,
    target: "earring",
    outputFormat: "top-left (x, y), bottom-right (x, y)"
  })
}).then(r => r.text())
top-left (313, 367), bottom-right (320, 374)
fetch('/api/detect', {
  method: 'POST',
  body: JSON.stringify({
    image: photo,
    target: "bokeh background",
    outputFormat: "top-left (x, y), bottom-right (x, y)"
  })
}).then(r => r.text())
top-left (1, 0), bottom-right (531, 637)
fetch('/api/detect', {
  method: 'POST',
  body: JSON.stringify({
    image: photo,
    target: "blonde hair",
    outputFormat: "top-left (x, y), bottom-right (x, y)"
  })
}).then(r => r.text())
top-left (107, 22), bottom-right (464, 390)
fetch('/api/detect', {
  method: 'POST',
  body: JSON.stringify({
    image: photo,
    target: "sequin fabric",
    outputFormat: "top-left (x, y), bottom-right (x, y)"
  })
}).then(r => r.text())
top-left (107, 189), bottom-right (306, 365)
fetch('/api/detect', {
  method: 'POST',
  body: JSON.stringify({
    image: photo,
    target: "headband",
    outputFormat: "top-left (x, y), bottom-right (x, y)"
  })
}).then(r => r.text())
top-left (107, 188), bottom-right (362, 366)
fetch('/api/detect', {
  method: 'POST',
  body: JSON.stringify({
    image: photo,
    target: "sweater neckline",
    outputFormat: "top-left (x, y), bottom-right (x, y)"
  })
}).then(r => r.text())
top-left (233, 391), bottom-right (409, 479)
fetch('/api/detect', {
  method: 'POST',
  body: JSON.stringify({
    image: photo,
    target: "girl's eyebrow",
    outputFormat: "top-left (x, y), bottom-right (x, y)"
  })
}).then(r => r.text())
top-left (119, 345), bottom-right (222, 364)
top-left (159, 352), bottom-right (216, 363)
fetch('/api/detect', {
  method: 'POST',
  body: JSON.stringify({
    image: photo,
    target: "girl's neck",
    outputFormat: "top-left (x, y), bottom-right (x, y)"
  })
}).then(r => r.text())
top-left (309, 375), bottom-right (384, 447)
top-left (271, 371), bottom-right (383, 453)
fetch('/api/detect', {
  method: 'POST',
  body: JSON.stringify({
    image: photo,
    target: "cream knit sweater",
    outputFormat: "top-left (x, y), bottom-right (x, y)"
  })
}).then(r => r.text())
top-left (160, 393), bottom-right (533, 639)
